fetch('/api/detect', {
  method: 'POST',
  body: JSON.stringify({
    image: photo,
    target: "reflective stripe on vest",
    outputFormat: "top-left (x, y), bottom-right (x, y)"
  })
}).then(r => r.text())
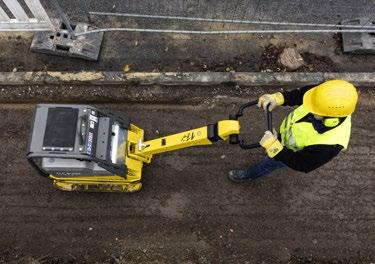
top-left (280, 105), bottom-right (352, 152)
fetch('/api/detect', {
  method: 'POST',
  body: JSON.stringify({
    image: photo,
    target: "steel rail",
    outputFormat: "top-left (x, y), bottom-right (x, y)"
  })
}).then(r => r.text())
top-left (89, 11), bottom-right (375, 29)
top-left (75, 27), bottom-right (375, 36)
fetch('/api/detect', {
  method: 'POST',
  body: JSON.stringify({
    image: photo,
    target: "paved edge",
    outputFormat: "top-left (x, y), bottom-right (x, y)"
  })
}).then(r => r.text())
top-left (0, 71), bottom-right (374, 87)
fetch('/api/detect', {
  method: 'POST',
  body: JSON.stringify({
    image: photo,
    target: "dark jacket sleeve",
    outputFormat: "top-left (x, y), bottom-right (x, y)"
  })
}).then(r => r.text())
top-left (274, 144), bottom-right (343, 173)
top-left (282, 85), bottom-right (316, 106)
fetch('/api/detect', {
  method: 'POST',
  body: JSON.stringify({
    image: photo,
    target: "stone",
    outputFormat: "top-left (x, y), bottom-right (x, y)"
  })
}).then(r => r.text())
top-left (278, 48), bottom-right (305, 70)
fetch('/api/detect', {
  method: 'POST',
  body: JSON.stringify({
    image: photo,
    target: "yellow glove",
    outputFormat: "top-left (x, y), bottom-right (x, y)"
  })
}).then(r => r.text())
top-left (260, 130), bottom-right (283, 158)
top-left (257, 92), bottom-right (284, 111)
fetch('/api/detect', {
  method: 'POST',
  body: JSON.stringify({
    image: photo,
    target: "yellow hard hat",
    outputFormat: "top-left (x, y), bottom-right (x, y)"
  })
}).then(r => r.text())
top-left (303, 80), bottom-right (358, 117)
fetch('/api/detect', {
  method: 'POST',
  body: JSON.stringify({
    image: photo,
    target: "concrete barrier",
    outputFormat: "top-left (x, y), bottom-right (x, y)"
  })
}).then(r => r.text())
top-left (0, 71), bottom-right (372, 103)
top-left (0, 71), bottom-right (374, 87)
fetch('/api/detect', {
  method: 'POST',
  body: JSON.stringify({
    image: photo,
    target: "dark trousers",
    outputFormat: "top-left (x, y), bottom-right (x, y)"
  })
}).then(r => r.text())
top-left (244, 156), bottom-right (286, 180)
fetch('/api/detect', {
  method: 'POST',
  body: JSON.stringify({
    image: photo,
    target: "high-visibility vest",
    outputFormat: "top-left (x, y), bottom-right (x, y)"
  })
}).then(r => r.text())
top-left (280, 105), bottom-right (352, 152)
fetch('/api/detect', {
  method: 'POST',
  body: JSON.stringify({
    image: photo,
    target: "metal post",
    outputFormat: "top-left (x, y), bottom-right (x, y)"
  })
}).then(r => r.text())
top-left (50, 0), bottom-right (75, 37)
top-left (78, 0), bottom-right (91, 23)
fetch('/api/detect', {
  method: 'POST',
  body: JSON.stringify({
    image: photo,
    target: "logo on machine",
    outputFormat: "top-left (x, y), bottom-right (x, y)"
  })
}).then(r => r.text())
top-left (55, 172), bottom-right (82, 176)
top-left (87, 132), bottom-right (93, 155)
top-left (89, 114), bottom-right (98, 123)
top-left (181, 132), bottom-right (195, 142)
top-left (89, 120), bottom-right (95, 129)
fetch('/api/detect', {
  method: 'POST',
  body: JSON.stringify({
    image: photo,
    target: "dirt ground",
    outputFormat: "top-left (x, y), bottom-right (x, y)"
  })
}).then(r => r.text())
top-left (1, 30), bottom-right (375, 73)
top-left (0, 86), bottom-right (374, 263)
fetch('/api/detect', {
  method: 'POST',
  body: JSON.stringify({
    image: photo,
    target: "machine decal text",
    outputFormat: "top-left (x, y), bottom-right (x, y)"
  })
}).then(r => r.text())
top-left (181, 132), bottom-right (195, 142)
top-left (87, 132), bottom-right (93, 155)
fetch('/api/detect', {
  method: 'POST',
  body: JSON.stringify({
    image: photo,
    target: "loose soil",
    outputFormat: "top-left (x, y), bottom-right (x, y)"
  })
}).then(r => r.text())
top-left (0, 32), bottom-right (374, 73)
top-left (0, 87), bottom-right (374, 263)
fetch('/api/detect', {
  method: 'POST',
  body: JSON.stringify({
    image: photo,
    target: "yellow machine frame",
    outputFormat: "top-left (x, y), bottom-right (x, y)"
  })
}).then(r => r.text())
top-left (51, 120), bottom-right (240, 192)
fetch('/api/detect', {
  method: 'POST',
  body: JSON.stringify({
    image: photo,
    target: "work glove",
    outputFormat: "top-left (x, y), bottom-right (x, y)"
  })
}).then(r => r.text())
top-left (260, 130), bottom-right (283, 158)
top-left (257, 92), bottom-right (285, 111)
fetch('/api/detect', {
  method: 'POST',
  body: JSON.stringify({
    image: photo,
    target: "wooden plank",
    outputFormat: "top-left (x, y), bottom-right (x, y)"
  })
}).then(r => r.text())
top-left (25, 0), bottom-right (53, 27)
top-left (0, 6), bottom-right (10, 22)
top-left (3, 0), bottom-right (29, 22)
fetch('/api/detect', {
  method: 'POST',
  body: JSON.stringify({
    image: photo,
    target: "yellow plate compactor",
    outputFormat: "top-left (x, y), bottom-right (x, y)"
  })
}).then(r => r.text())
top-left (27, 101), bottom-right (272, 192)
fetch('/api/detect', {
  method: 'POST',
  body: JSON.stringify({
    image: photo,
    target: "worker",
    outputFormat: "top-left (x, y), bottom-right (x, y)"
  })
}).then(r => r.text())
top-left (228, 80), bottom-right (358, 182)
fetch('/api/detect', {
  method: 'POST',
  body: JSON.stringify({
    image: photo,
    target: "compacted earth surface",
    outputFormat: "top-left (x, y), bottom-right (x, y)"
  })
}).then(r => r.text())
top-left (0, 85), bottom-right (374, 263)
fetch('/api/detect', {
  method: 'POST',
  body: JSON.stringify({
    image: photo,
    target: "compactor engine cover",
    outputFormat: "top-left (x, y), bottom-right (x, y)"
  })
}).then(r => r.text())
top-left (27, 104), bottom-right (144, 192)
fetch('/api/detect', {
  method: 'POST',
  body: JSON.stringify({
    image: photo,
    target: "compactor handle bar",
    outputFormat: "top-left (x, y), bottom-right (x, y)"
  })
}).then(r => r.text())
top-left (229, 100), bottom-right (273, 149)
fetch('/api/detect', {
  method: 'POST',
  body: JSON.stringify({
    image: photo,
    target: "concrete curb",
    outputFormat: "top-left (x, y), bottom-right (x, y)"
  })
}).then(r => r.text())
top-left (0, 71), bottom-right (374, 87)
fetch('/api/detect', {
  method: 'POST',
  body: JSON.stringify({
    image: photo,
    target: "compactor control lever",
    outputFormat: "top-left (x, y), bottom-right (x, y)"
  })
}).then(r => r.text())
top-left (229, 100), bottom-right (273, 149)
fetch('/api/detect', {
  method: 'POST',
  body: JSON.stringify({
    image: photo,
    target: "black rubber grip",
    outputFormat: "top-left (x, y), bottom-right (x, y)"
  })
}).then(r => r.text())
top-left (229, 134), bottom-right (239, 144)
top-left (239, 142), bottom-right (260, 149)
top-left (267, 110), bottom-right (273, 131)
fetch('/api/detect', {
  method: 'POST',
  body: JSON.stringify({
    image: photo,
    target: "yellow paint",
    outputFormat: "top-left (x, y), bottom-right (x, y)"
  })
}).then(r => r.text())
top-left (137, 126), bottom-right (212, 157)
top-left (217, 120), bottom-right (241, 140)
top-left (47, 71), bottom-right (104, 82)
top-left (134, 119), bottom-right (240, 160)
top-left (124, 64), bottom-right (131, 73)
top-left (49, 119), bottom-right (240, 193)
top-left (52, 179), bottom-right (142, 193)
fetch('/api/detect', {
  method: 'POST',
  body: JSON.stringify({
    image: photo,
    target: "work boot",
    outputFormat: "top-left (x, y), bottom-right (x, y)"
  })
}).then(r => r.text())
top-left (228, 170), bottom-right (251, 183)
